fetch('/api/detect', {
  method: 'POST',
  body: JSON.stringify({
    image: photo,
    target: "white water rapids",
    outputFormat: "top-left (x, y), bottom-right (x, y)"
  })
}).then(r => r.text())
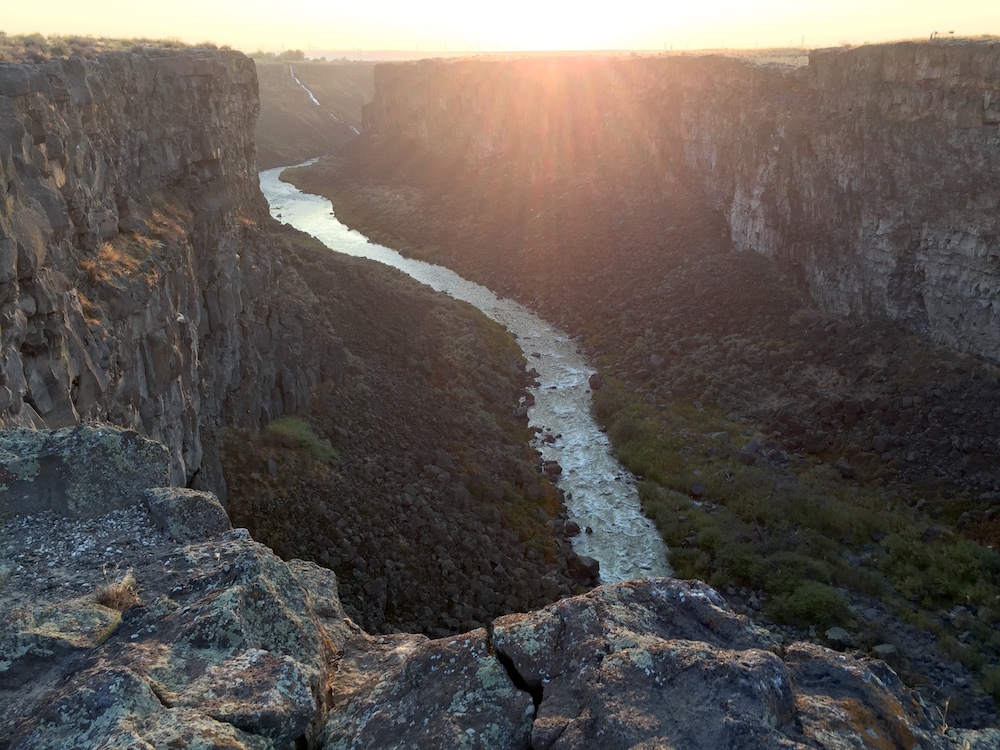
top-left (259, 165), bottom-right (671, 583)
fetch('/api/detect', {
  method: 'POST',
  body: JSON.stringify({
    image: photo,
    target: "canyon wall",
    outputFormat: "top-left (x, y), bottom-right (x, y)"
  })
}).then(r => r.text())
top-left (363, 42), bottom-right (1000, 361)
top-left (0, 48), bottom-right (341, 490)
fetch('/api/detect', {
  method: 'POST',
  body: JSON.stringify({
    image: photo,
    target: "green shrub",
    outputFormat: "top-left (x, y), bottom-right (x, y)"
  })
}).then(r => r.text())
top-left (669, 547), bottom-right (713, 580)
top-left (767, 581), bottom-right (852, 629)
top-left (983, 667), bottom-right (1000, 705)
top-left (265, 416), bottom-right (338, 462)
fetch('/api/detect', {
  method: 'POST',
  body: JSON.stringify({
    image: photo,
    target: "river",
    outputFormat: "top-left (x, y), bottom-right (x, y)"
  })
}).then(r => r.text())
top-left (259, 165), bottom-right (671, 583)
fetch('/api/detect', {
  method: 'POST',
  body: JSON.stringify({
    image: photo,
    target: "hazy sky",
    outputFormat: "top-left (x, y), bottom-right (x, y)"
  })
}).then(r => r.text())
top-left (4, 0), bottom-right (999, 52)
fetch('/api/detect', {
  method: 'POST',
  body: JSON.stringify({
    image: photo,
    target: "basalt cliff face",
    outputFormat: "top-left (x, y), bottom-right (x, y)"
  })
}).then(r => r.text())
top-left (363, 42), bottom-right (1000, 362)
top-left (0, 48), bottom-right (341, 492)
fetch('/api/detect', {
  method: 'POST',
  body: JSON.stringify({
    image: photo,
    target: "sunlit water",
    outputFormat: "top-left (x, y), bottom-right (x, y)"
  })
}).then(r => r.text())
top-left (259, 164), bottom-right (671, 583)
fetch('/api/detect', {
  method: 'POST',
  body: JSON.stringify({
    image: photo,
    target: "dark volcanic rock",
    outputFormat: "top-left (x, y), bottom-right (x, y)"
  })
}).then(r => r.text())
top-left (0, 425), bottom-right (169, 520)
top-left (323, 578), bottom-right (998, 750)
top-left (0, 48), bottom-right (344, 493)
top-left (3, 438), bottom-right (998, 750)
top-left (567, 552), bottom-right (600, 581)
top-left (143, 487), bottom-right (232, 542)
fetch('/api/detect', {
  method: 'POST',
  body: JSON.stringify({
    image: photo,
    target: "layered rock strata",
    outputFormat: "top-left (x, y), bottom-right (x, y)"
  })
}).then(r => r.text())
top-left (362, 41), bottom-right (1000, 361)
top-left (0, 48), bottom-right (341, 490)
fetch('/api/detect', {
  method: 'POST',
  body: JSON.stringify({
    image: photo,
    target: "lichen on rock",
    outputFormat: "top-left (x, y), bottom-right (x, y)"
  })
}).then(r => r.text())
top-left (0, 425), bottom-right (170, 521)
top-left (143, 486), bottom-right (232, 542)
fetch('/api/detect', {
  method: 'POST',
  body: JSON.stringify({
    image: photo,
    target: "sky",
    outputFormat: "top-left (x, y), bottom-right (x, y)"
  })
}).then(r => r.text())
top-left (4, 0), bottom-right (999, 53)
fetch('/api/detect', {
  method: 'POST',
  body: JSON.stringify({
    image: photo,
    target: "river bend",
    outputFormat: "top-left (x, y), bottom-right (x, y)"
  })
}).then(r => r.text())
top-left (259, 165), bottom-right (671, 583)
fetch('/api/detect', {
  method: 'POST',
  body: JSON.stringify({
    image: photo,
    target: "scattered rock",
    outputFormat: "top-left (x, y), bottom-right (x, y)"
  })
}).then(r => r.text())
top-left (567, 552), bottom-right (600, 581)
top-left (542, 460), bottom-right (563, 478)
top-left (873, 643), bottom-right (898, 661)
top-left (834, 457), bottom-right (854, 479)
top-left (824, 626), bottom-right (855, 650)
top-left (143, 487), bottom-right (232, 542)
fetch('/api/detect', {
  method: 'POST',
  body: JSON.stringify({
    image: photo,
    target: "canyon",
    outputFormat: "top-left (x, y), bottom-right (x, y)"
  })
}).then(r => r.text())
top-left (289, 40), bottom-right (1000, 729)
top-left (254, 60), bottom-right (372, 169)
top-left (1, 40), bottom-right (1000, 747)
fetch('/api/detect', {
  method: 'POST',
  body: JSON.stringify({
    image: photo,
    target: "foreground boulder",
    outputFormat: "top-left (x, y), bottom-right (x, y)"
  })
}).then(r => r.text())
top-left (0, 425), bottom-right (170, 520)
top-left (2, 525), bottom-right (352, 748)
top-left (323, 578), bottom-right (1000, 750)
top-left (143, 486), bottom-right (233, 542)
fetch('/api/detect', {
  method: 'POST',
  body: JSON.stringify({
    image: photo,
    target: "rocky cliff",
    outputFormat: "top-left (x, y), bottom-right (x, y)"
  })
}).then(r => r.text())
top-left (362, 41), bottom-right (1000, 362)
top-left (0, 40), bottom-right (591, 639)
top-left (4, 426), bottom-right (998, 748)
top-left (0, 48), bottom-right (341, 491)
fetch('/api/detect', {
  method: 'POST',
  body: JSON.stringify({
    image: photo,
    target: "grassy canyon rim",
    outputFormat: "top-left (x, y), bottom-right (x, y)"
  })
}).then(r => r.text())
top-left (277, 40), bottom-right (1000, 724)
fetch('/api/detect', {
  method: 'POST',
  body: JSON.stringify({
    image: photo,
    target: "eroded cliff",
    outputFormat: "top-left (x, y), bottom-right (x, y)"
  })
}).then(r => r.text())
top-left (362, 41), bottom-right (1000, 362)
top-left (0, 48), bottom-right (340, 490)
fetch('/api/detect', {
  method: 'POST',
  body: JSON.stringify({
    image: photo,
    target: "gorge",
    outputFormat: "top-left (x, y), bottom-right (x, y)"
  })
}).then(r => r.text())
top-left (260, 163), bottom-right (671, 584)
top-left (1, 39), bottom-right (999, 748)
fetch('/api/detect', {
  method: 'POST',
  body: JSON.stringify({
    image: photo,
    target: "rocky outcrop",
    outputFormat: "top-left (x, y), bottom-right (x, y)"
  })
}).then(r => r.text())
top-left (2, 430), bottom-right (997, 748)
top-left (361, 42), bottom-right (1000, 362)
top-left (0, 424), bottom-right (169, 519)
top-left (0, 48), bottom-right (342, 491)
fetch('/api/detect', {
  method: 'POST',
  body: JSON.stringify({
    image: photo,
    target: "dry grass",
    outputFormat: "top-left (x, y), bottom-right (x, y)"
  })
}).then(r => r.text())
top-left (149, 204), bottom-right (188, 244)
top-left (95, 567), bottom-right (140, 610)
top-left (79, 241), bottom-right (143, 284)
top-left (0, 31), bottom-right (193, 64)
top-left (76, 293), bottom-right (102, 327)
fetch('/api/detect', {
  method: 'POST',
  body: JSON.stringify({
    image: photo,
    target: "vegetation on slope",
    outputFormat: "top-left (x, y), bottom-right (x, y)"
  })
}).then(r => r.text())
top-left (220, 221), bottom-right (577, 637)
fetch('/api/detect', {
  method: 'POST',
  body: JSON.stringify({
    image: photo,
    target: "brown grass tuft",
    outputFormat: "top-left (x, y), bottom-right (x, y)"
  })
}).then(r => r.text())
top-left (95, 567), bottom-right (141, 610)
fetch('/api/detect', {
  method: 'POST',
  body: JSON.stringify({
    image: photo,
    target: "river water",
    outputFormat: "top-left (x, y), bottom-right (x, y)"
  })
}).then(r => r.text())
top-left (259, 165), bottom-right (671, 583)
